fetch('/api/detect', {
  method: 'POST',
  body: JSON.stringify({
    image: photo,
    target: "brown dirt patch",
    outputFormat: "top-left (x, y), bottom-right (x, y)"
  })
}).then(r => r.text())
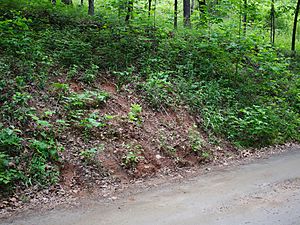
top-left (4, 80), bottom-right (296, 219)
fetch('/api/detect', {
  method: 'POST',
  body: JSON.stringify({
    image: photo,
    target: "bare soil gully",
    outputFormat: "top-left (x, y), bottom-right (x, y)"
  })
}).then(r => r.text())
top-left (0, 144), bottom-right (299, 225)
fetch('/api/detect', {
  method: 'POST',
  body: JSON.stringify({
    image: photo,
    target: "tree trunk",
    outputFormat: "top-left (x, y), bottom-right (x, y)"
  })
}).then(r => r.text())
top-left (88, 0), bottom-right (94, 15)
top-left (191, 0), bottom-right (195, 14)
top-left (125, 1), bottom-right (133, 22)
top-left (270, 0), bottom-right (275, 44)
top-left (62, 0), bottom-right (72, 5)
top-left (81, 0), bottom-right (84, 6)
top-left (243, 0), bottom-right (247, 34)
top-left (183, 0), bottom-right (191, 27)
top-left (174, 0), bottom-right (178, 28)
top-left (292, 0), bottom-right (300, 52)
top-left (148, 0), bottom-right (152, 17)
top-left (153, 0), bottom-right (157, 26)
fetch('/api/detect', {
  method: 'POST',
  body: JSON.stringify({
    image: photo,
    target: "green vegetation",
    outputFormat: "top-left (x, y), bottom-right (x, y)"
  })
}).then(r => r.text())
top-left (128, 104), bottom-right (143, 125)
top-left (0, 0), bottom-right (299, 195)
top-left (80, 144), bottom-right (104, 164)
top-left (64, 91), bottom-right (109, 110)
top-left (122, 144), bottom-right (144, 169)
top-left (188, 125), bottom-right (204, 153)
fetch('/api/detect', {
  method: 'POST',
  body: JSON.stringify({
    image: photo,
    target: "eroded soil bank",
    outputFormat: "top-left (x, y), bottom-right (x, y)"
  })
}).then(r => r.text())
top-left (1, 145), bottom-right (300, 225)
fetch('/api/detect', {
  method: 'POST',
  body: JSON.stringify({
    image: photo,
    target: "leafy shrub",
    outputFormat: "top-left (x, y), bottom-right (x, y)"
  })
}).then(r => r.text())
top-left (0, 152), bottom-right (22, 189)
top-left (1, 92), bottom-right (34, 123)
top-left (27, 139), bottom-right (63, 186)
top-left (122, 151), bottom-right (144, 169)
top-left (0, 127), bottom-right (23, 189)
top-left (121, 144), bottom-right (144, 169)
top-left (50, 32), bottom-right (93, 67)
top-left (80, 144), bottom-right (104, 164)
top-left (78, 112), bottom-right (106, 138)
top-left (51, 82), bottom-right (70, 98)
top-left (128, 104), bottom-right (142, 125)
top-left (64, 90), bottom-right (109, 109)
top-left (139, 72), bottom-right (176, 109)
top-left (188, 125), bottom-right (204, 153)
top-left (29, 155), bottom-right (60, 186)
top-left (0, 11), bottom-right (32, 54)
top-left (29, 139), bottom-right (61, 161)
top-left (81, 64), bottom-right (99, 84)
top-left (0, 126), bottom-right (23, 156)
top-left (225, 106), bottom-right (283, 147)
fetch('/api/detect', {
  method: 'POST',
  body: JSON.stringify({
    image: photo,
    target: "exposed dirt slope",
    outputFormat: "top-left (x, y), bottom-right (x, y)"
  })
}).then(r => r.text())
top-left (0, 79), bottom-right (297, 218)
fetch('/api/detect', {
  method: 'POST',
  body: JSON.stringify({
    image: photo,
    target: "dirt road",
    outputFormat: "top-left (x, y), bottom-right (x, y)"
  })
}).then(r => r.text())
top-left (2, 149), bottom-right (300, 225)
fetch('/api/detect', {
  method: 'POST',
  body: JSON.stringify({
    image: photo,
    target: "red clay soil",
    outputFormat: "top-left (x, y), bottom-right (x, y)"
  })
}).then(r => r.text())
top-left (0, 80), bottom-right (242, 216)
top-left (57, 81), bottom-right (240, 185)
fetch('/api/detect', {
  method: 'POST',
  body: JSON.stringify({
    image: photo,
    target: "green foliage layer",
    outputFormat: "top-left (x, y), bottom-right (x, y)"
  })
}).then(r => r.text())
top-left (0, 0), bottom-right (299, 192)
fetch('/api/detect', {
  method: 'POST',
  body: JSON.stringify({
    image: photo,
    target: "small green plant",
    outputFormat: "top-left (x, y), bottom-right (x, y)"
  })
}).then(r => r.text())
top-left (157, 131), bottom-right (177, 157)
top-left (51, 82), bottom-right (70, 99)
top-left (64, 90), bottom-right (109, 109)
top-left (67, 64), bottom-right (80, 79)
top-left (78, 112), bottom-right (106, 138)
top-left (28, 155), bottom-right (60, 186)
top-left (81, 64), bottom-right (99, 84)
top-left (122, 144), bottom-right (144, 169)
top-left (67, 109), bottom-right (85, 122)
top-left (122, 151), bottom-right (141, 168)
top-left (128, 104), bottom-right (142, 125)
top-left (104, 114), bottom-right (115, 120)
top-left (79, 144), bottom-right (104, 162)
top-left (140, 72), bottom-right (175, 109)
top-left (188, 125), bottom-right (204, 153)
top-left (0, 152), bottom-right (21, 188)
top-left (0, 125), bottom-right (23, 155)
top-left (1, 92), bottom-right (34, 123)
top-left (31, 115), bottom-right (53, 129)
top-left (29, 139), bottom-right (62, 162)
top-left (201, 151), bottom-right (211, 159)
top-left (113, 67), bottom-right (135, 90)
top-left (55, 119), bottom-right (70, 133)
top-left (43, 110), bottom-right (56, 118)
top-left (30, 114), bottom-right (55, 138)
top-left (80, 148), bottom-right (98, 160)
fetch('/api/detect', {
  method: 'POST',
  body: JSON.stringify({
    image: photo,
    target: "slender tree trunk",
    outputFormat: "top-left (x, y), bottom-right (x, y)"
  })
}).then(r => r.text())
top-left (183, 0), bottom-right (191, 27)
top-left (292, 0), bottom-right (300, 52)
top-left (243, 0), bottom-right (247, 34)
top-left (81, 0), bottom-right (84, 6)
top-left (88, 0), bottom-right (94, 15)
top-left (148, 0), bottom-right (152, 17)
top-left (270, 0), bottom-right (275, 44)
top-left (191, 0), bottom-right (195, 14)
top-left (153, 0), bottom-right (157, 26)
top-left (125, 1), bottom-right (133, 22)
top-left (174, 0), bottom-right (178, 29)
